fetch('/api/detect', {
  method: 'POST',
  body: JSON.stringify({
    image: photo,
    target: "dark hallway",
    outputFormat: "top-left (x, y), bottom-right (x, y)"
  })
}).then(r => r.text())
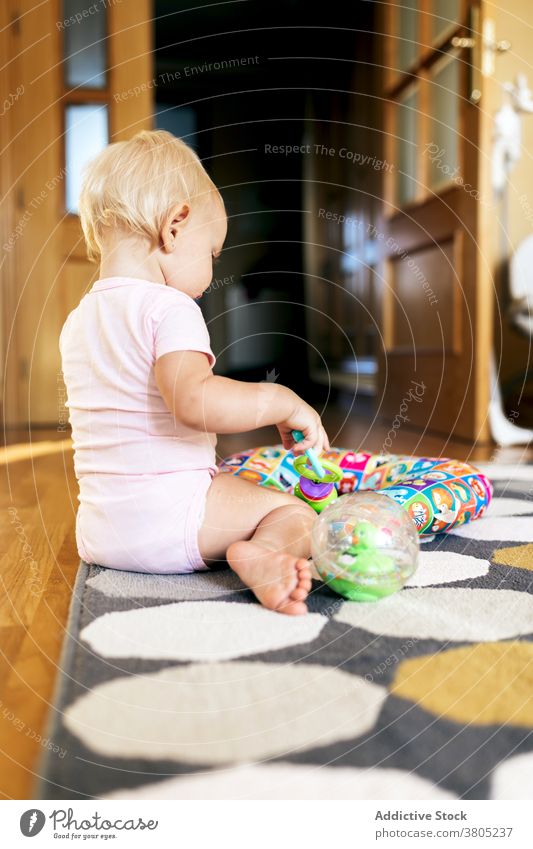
top-left (154, 0), bottom-right (380, 401)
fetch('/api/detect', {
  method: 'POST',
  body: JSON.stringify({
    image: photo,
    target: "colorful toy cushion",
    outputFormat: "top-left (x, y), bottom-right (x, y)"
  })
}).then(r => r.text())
top-left (217, 447), bottom-right (493, 539)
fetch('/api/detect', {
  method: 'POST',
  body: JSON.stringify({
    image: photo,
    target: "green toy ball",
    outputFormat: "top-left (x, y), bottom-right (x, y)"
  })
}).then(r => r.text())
top-left (310, 491), bottom-right (420, 601)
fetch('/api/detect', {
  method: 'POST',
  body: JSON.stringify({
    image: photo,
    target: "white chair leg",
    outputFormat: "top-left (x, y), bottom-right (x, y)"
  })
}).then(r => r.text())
top-left (489, 351), bottom-right (533, 445)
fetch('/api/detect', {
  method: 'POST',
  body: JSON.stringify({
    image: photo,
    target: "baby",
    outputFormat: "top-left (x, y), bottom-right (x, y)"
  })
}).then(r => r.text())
top-left (60, 129), bottom-right (330, 616)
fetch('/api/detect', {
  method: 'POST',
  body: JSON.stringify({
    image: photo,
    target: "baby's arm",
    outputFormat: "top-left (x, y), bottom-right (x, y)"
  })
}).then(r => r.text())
top-left (154, 349), bottom-right (329, 454)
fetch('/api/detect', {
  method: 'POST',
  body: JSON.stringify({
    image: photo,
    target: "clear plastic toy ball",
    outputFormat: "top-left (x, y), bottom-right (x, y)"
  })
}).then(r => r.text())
top-left (310, 491), bottom-right (420, 602)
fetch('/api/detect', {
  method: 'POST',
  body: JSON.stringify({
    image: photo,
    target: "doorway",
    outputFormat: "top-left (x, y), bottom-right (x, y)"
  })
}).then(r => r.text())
top-left (153, 0), bottom-right (380, 403)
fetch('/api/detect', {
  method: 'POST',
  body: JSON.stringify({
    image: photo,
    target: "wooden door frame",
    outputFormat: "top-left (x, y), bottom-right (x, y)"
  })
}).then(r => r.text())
top-left (1, 2), bottom-right (22, 432)
top-left (378, 0), bottom-right (493, 442)
top-left (3, 0), bottom-right (154, 430)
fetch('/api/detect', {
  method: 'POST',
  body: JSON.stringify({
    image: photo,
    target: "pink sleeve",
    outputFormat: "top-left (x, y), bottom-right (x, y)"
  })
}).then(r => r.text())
top-left (153, 297), bottom-right (216, 367)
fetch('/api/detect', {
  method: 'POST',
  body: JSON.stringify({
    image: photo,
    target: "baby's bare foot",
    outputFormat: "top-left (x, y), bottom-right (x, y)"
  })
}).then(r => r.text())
top-left (227, 540), bottom-right (312, 615)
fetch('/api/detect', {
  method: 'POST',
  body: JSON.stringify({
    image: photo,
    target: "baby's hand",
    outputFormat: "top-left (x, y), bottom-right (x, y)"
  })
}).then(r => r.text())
top-left (277, 399), bottom-right (330, 456)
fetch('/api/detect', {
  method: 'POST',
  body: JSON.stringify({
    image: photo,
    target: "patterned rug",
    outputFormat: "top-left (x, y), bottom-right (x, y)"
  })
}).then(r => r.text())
top-left (36, 462), bottom-right (533, 800)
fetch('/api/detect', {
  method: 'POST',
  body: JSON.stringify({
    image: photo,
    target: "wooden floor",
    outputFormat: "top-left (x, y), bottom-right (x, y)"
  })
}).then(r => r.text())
top-left (2, 407), bottom-right (532, 799)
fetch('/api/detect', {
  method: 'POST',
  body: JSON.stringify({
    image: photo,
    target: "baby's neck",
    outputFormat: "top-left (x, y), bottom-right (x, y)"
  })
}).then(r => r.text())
top-left (99, 236), bottom-right (165, 285)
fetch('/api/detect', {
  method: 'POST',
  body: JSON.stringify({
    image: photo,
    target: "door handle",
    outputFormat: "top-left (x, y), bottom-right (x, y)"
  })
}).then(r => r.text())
top-left (451, 32), bottom-right (511, 56)
top-left (451, 15), bottom-right (511, 102)
top-left (451, 37), bottom-right (476, 48)
top-left (480, 19), bottom-right (511, 75)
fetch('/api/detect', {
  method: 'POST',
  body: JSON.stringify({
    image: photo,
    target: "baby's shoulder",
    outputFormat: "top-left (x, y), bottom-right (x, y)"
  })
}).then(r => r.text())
top-left (144, 285), bottom-right (202, 318)
top-left (59, 303), bottom-right (78, 343)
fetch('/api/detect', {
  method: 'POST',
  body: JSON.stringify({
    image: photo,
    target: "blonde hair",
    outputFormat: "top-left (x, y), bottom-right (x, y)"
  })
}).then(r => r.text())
top-left (78, 129), bottom-right (220, 262)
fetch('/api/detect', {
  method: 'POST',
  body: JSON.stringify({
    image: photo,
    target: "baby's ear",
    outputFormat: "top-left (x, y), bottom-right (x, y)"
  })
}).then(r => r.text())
top-left (161, 202), bottom-right (190, 251)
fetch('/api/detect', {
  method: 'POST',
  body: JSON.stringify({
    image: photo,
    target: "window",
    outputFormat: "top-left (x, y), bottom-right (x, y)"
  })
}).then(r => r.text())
top-left (61, 0), bottom-right (110, 214)
top-left (64, 104), bottom-right (109, 213)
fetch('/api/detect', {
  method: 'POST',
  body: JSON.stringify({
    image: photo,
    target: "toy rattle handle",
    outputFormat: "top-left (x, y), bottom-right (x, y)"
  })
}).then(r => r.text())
top-left (291, 430), bottom-right (326, 479)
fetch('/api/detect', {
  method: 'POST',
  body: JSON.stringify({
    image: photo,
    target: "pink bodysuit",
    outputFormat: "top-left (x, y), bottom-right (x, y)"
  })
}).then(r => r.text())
top-left (59, 276), bottom-right (218, 573)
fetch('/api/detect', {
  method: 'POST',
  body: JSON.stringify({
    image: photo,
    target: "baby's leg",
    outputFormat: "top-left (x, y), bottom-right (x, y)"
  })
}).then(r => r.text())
top-left (197, 474), bottom-right (316, 615)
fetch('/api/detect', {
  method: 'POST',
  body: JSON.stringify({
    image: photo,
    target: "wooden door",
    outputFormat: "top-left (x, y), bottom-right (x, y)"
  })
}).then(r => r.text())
top-left (3, 0), bottom-right (153, 428)
top-left (380, 0), bottom-right (497, 442)
top-left (0, 3), bottom-right (19, 433)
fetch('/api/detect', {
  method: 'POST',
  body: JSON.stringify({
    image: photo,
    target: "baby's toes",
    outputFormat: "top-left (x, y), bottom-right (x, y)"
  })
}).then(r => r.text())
top-left (296, 576), bottom-right (312, 594)
top-left (296, 561), bottom-right (312, 585)
top-left (296, 559), bottom-right (312, 575)
top-left (290, 584), bottom-right (309, 602)
top-left (277, 597), bottom-right (308, 616)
